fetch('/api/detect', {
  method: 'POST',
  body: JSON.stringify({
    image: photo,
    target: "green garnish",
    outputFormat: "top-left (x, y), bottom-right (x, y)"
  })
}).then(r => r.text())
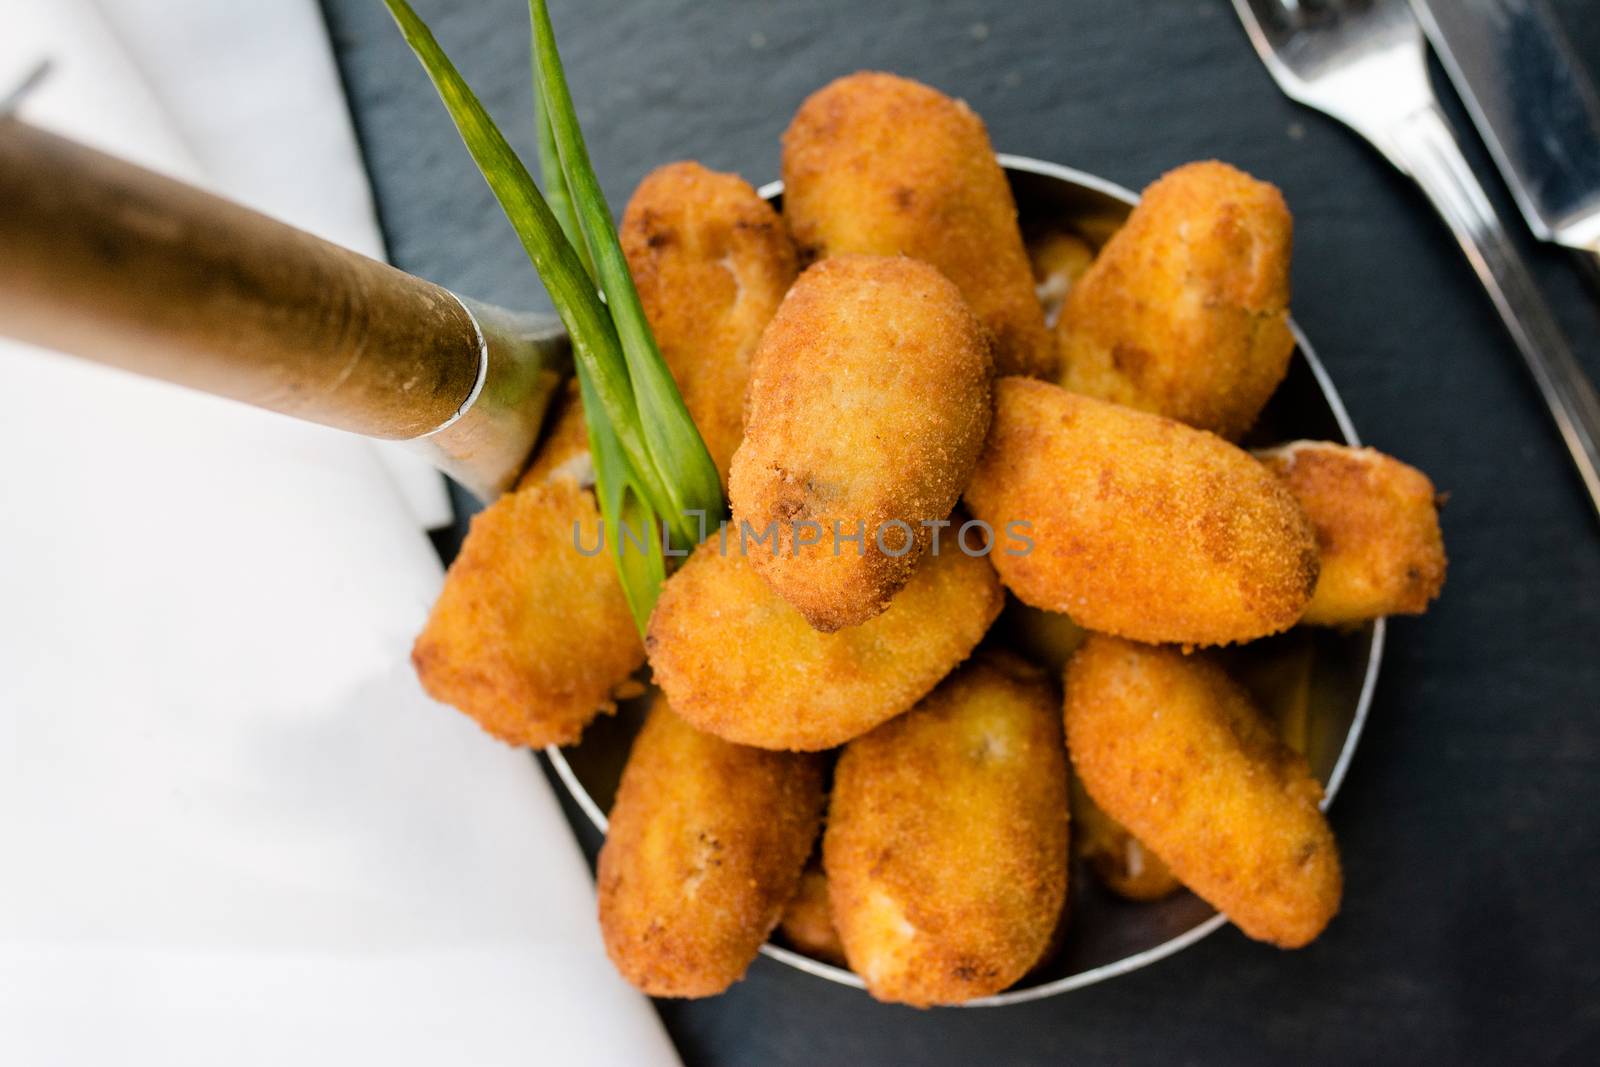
top-left (382, 0), bottom-right (723, 632)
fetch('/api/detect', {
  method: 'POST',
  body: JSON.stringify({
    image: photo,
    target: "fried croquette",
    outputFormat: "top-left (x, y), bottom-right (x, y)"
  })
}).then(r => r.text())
top-left (411, 479), bottom-right (643, 747)
top-left (1069, 774), bottom-right (1181, 902)
top-left (1065, 635), bottom-right (1341, 948)
top-left (778, 864), bottom-right (846, 965)
top-left (1257, 441), bottom-right (1447, 626)
top-left (963, 377), bottom-right (1320, 647)
top-left (728, 255), bottom-right (993, 631)
top-left (1028, 229), bottom-right (1095, 329)
top-left (597, 699), bottom-right (824, 997)
top-left (621, 162), bottom-right (798, 484)
top-left (781, 71), bottom-right (1054, 378)
top-left (825, 652), bottom-right (1069, 1006)
top-left (518, 378), bottom-right (593, 490)
top-left (645, 538), bottom-right (1003, 751)
top-left (1057, 161), bottom-right (1295, 440)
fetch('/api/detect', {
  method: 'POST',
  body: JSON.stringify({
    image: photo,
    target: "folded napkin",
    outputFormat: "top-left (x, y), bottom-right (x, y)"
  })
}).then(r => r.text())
top-left (0, 2), bottom-right (679, 1064)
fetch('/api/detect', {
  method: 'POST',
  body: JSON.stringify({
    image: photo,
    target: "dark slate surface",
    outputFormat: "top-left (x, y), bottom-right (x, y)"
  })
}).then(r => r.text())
top-left (320, 1), bottom-right (1600, 1062)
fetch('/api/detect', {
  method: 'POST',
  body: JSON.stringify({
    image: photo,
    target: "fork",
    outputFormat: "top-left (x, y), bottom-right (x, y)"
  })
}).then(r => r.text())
top-left (1232, 0), bottom-right (1600, 521)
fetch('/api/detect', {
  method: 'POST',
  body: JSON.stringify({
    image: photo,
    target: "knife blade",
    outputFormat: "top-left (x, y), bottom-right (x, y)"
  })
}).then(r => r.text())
top-left (1411, 0), bottom-right (1600, 259)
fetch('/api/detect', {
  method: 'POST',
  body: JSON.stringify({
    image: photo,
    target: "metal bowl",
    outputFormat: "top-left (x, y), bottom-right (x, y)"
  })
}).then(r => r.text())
top-left (547, 155), bottom-right (1383, 1005)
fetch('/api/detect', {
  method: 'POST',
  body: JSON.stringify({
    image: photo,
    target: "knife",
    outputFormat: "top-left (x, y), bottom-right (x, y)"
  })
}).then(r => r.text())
top-left (1410, 0), bottom-right (1600, 275)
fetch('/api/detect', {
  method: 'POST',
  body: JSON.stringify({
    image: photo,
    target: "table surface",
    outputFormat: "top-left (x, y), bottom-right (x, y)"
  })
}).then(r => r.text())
top-left (321, 1), bottom-right (1600, 1062)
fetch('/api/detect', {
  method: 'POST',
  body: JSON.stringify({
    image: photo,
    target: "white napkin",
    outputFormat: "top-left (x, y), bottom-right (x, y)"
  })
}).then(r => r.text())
top-left (0, 3), bottom-right (680, 1064)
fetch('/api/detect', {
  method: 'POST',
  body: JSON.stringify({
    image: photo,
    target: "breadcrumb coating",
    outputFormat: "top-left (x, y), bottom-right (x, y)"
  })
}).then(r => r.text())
top-left (621, 161), bottom-right (798, 485)
top-left (963, 377), bottom-right (1320, 646)
top-left (729, 255), bottom-right (993, 631)
top-left (518, 379), bottom-right (594, 491)
top-left (645, 538), bottom-right (1003, 751)
top-left (778, 864), bottom-right (846, 965)
top-left (411, 478), bottom-right (643, 747)
top-left (1028, 228), bottom-right (1095, 329)
top-left (1069, 774), bottom-right (1180, 902)
top-left (826, 652), bottom-right (1069, 1006)
top-left (1064, 635), bottom-right (1341, 948)
top-left (1257, 441), bottom-right (1447, 626)
top-left (598, 699), bottom-right (824, 997)
top-left (1057, 161), bottom-right (1295, 440)
top-left (781, 71), bottom-right (1053, 378)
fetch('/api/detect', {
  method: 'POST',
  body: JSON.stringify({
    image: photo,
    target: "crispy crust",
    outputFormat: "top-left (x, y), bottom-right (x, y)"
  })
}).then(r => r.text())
top-left (411, 480), bottom-right (643, 747)
top-left (728, 255), bottom-right (993, 631)
top-left (1029, 229), bottom-right (1096, 330)
top-left (1257, 441), bottom-right (1447, 626)
top-left (825, 652), bottom-right (1070, 1006)
top-left (781, 71), bottom-right (1053, 378)
top-left (1064, 635), bottom-right (1341, 948)
top-left (621, 162), bottom-right (798, 485)
top-left (963, 377), bottom-right (1320, 646)
top-left (778, 864), bottom-right (846, 965)
top-left (1057, 161), bottom-right (1295, 440)
top-left (1069, 774), bottom-right (1180, 902)
top-left (645, 538), bottom-right (1003, 751)
top-left (518, 379), bottom-right (594, 491)
top-left (597, 699), bottom-right (824, 997)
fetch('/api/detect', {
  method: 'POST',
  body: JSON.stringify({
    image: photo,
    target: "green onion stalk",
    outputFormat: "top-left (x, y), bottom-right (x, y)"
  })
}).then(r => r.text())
top-left (382, 0), bottom-right (724, 632)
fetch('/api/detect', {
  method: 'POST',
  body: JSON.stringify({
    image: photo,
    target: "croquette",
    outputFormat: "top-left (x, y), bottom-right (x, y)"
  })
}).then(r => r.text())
top-left (781, 71), bottom-right (1054, 378)
top-left (1028, 228), bottom-right (1095, 329)
top-left (597, 699), bottom-right (824, 997)
top-left (411, 478), bottom-right (643, 747)
top-left (825, 652), bottom-right (1070, 1006)
top-left (1065, 635), bottom-right (1341, 948)
top-left (1057, 161), bottom-right (1294, 440)
top-left (778, 864), bottom-right (846, 965)
top-left (621, 162), bottom-right (798, 484)
top-left (645, 537), bottom-right (1003, 751)
top-left (963, 377), bottom-right (1320, 646)
top-left (1257, 441), bottom-right (1447, 626)
top-left (728, 255), bottom-right (993, 631)
top-left (1069, 774), bottom-right (1180, 902)
top-left (518, 379), bottom-right (593, 490)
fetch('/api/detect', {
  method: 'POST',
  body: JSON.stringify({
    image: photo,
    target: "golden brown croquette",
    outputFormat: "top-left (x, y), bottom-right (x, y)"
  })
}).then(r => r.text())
top-left (1256, 441), bottom-right (1447, 626)
top-left (411, 478), bottom-right (643, 748)
top-left (825, 652), bottom-right (1070, 1006)
top-left (963, 377), bottom-right (1320, 647)
top-left (645, 538), bottom-right (1003, 751)
top-left (781, 71), bottom-right (1054, 378)
top-left (778, 864), bottom-right (846, 966)
top-left (1068, 774), bottom-right (1181, 902)
top-left (1064, 635), bottom-right (1341, 948)
top-left (621, 162), bottom-right (798, 485)
top-left (1057, 161), bottom-right (1295, 440)
top-left (597, 699), bottom-right (824, 997)
top-left (729, 254), bottom-right (993, 631)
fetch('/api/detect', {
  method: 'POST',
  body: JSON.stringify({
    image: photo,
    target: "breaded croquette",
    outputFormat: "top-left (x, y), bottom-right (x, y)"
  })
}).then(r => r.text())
top-left (1257, 441), bottom-right (1447, 626)
top-left (1069, 775), bottom-right (1181, 902)
top-left (646, 538), bottom-right (1003, 751)
top-left (778, 864), bottom-right (846, 965)
top-left (1057, 161), bottom-right (1295, 440)
top-left (411, 479), bottom-right (643, 747)
top-left (1028, 229), bottom-right (1095, 329)
top-left (963, 377), bottom-right (1320, 647)
top-left (518, 378), bottom-right (593, 490)
top-left (825, 653), bottom-right (1070, 1006)
top-left (598, 699), bottom-right (824, 997)
top-left (621, 162), bottom-right (798, 484)
top-left (781, 72), bottom-right (1054, 378)
top-left (729, 255), bottom-right (993, 631)
top-left (1065, 635), bottom-right (1341, 948)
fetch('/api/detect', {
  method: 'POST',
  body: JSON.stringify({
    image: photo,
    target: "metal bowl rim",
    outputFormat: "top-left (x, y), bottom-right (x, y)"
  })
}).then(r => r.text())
top-left (544, 152), bottom-right (1386, 1006)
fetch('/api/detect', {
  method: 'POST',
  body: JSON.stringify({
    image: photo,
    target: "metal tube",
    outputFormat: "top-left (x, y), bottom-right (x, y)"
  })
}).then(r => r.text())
top-left (0, 117), bottom-right (482, 440)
